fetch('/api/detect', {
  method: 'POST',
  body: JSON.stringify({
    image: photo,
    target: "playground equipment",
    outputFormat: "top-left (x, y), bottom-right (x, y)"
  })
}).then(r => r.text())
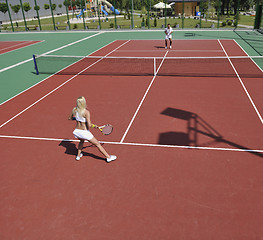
top-left (87, 0), bottom-right (120, 17)
top-left (75, 0), bottom-right (120, 21)
top-left (98, 0), bottom-right (120, 15)
top-left (76, 9), bottom-right (86, 19)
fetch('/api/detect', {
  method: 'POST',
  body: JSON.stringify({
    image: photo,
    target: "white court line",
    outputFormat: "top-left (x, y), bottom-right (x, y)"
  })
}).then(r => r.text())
top-left (218, 39), bottom-right (263, 124)
top-left (233, 39), bottom-right (263, 72)
top-left (0, 40), bottom-right (34, 51)
top-left (0, 39), bottom-right (117, 106)
top-left (0, 40), bottom-right (45, 56)
top-left (120, 50), bottom-right (169, 143)
top-left (0, 40), bottom-right (130, 129)
top-left (116, 50), bottom-right (224, 52)
top-left (0, 134), bottom-right (262, 154)
top-left (0, 32), bottom-right (102, 73)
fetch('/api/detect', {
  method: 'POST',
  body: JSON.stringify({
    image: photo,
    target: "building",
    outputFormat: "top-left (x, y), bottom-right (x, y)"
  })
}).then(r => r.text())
top-left (168, 0), bottom-right (201, 17)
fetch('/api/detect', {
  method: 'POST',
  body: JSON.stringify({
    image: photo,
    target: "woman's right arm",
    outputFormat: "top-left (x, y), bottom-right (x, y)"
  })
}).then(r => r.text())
top-left (85, 110), bottom-right (98, 129)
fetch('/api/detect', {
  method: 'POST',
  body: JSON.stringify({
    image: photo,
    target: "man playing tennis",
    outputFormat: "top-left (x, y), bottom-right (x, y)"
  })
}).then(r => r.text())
top-left (69, 96), bottom-right (117, 162)
top-left (164, 24), bottom-right (173, 49)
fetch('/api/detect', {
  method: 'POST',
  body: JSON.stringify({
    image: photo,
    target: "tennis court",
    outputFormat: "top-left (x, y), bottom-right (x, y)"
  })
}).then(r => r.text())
top-left (0, 30), bottom-right (263, 239)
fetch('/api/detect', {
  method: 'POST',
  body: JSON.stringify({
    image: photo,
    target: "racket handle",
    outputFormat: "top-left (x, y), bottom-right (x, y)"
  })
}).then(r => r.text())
top-left (91, 124), bottom-right (97, 128)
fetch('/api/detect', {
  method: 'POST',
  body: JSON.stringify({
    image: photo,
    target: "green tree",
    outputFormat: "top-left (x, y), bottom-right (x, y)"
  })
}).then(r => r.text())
top-left (51, 4), bottom-right (56, 11)
top-left (58, 4), bottom-right (62, 8)
top-left (0, 2), bottom-right (8, 14)
top-left (23, 2), bottom-right (31, 12)
top-left (44, 4), bottom-right (50, 10)
top-left (10, 4), bottom-right (21, 20)
top-left (34, 5), bottom-right (40, 11)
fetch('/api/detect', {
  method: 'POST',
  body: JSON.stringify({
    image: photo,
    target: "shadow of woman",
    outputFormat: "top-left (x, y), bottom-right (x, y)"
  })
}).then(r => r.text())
top-left (59, 140), bottom-right (106, 161)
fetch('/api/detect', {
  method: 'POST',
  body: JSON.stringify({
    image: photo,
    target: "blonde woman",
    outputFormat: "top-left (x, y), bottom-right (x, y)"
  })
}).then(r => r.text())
top-left (69, 96), bottom-right (117, 162)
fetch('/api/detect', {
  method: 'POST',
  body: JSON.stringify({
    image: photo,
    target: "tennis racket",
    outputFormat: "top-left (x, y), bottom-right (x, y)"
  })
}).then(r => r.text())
top-left (98, 124), bottom-right (113, 135)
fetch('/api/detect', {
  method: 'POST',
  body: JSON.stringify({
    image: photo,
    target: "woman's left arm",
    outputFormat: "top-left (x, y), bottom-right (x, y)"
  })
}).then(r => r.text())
top-left (68, 109), bottom-right (75, 120)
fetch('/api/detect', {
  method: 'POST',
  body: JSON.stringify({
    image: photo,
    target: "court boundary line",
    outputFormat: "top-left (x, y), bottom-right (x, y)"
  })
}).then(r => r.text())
top-left (120, 50), bottom-right (169, 143)
top-left (116, 50), bottom-right (224, 52)
top-left (0, 40), bottom-right (44, 55)
top-left (0, 40), bottom-right (130, 129)
top-left (233, 39), bottom-right (263, 72)
top-left (0, 32), bottom-right (102, 73)
top-left (0, 134), bottom-right (262, 153)
top-left (218, 39), bottom-right (263, 124)
top-left (0, 39), bottom-right (118, 106)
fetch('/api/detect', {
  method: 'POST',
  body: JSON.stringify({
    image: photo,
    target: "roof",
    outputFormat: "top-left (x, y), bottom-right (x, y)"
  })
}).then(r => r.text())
top-left (168, 0), bottom-right (201, 2)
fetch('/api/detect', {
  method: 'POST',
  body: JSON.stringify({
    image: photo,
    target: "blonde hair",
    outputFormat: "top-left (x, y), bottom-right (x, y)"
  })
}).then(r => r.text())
top-left (74, 96), bottom-right (87, 117)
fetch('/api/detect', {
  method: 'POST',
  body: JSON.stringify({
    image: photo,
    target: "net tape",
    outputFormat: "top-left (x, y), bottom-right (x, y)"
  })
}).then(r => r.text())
top-left (33, 54), bottom-right (263, 78)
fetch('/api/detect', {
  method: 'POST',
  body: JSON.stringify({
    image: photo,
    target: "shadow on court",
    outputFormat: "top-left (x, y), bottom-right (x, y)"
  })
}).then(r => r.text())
top-left (159, 107), bottom-right (263, 158)
top-left (154, 46), bottom-right (166, 49)
top-left (59, 140), bottom-right (106, 161)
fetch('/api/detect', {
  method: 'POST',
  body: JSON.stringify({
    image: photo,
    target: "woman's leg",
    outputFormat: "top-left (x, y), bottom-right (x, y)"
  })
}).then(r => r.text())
top-left (89, 137), bottom-right (110, 159)
top-left (77, 139), bottom-right (84, 157)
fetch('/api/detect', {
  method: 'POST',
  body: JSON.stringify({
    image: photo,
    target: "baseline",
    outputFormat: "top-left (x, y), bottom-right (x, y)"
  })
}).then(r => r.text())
top-left (0, 134), bottom-right (262, 154)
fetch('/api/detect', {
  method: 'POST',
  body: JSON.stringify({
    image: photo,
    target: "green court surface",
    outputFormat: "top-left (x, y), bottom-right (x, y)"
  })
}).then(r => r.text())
top-left (0, 30), bottom-right (262, 104)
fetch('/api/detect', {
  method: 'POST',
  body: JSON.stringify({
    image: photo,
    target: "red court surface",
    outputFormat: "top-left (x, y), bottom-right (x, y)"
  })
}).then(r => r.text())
top-left (0, 39), bottom-right (263, 239)
top-left (0, 40), bottom-right (42, 54)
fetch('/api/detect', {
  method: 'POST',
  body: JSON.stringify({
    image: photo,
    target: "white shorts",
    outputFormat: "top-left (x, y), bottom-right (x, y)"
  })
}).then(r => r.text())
top-left (73, 129), bottom-right (94, 141)
top-left (165, 35), bottom-right (172, 40)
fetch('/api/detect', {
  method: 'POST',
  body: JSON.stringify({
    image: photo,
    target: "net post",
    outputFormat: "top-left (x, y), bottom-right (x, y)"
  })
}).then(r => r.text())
top-left (33, 55), bottom-right (39, 75)
top-left (154, 57), bottom-right (156, 76)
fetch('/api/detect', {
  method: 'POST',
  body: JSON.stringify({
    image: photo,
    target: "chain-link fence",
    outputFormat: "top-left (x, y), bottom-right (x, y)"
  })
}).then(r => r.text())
top-left (0, 0), bottom-right (262, 32)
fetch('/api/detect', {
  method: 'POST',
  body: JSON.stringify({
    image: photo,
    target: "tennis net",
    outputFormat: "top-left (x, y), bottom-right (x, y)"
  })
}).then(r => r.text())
top-left (33, 54), bottom-right (263, 78)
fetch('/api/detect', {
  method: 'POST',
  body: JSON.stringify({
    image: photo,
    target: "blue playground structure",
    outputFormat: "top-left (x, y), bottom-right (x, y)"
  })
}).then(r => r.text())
top-left (76, 9), bottom-right (86, 19)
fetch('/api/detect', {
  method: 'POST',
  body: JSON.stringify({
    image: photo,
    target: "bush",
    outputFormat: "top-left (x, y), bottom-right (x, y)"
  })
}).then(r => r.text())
top-left (110, 23), bottom-right (114, 28)
top-left (146, 18), bottom-right (149, 27)
top-left (227, 21), bottom-right (232, 26)
top-left (154, 17), bottom-right (157, 27)
top-left (73, 23), bottom-right (78, 29)
top-left (234, 20), bottom-right (238, 27)
top-left (222, 21), bottom-right (226, 26)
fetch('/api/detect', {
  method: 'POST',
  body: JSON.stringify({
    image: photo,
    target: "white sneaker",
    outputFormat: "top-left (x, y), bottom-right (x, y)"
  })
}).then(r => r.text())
top-left (165, 46), bottom-right (167, 49)
top-left (169, 46), bottom-right (172, 49)
top-left (107, 155), bottom-right (117, 163)
top-left (76, 153), bottom-right (83, 161)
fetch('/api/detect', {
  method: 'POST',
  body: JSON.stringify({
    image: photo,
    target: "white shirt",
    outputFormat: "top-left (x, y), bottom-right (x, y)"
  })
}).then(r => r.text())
top-left (165, 27), bottom-right (173, 38)
top-left (75, 111), bottom-right (86, 122)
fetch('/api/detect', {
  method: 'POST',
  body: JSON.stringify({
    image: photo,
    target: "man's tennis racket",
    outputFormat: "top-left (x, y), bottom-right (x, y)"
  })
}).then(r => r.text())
top-left (98, 124), bottom-right (113, 135)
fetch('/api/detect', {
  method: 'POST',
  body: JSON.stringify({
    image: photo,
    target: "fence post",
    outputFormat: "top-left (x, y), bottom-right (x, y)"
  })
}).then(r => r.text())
top-left (182, 0), bottom-right (184, 28)
top-left (147, 0), bottom-right (150, 29)
top-left (34, 0), bottom-right (42, 30)
top-left (19, 0), bottom-right (28, 31)
top-left (81, 0), bottom-right (86, 30)
top-left (165, 0), bottom-right (167, 27)
top-left (199, 0), bottom-right (202, 28)
top-left (217, 0), bottom-right (220, 28)
top-left (5, 0), bottom-right (14, 32)
top-left (114, 0), bottom-right (117, 29)
top-left (65, 2), bottom-right (71, 30)
top-left (254, 0), bottom-right (262, 29)
top-left (130, 0), bottom-right (134, 29)
top-left (96, 0), bottom-right (101, 29)
top-left (49, 0), bottom-right (56, 30)
top-left (235, 0), bottom-right (240, 28)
